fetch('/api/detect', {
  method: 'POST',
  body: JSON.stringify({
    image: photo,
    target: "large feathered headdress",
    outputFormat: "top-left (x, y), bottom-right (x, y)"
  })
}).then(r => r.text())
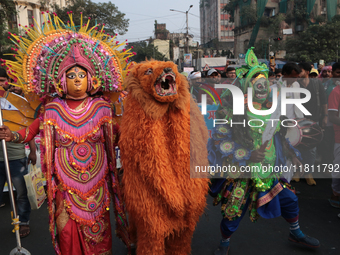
top-left (1, 12), bottom-right (135, 96)
top-left (236, 47), bottom-right (269, 93)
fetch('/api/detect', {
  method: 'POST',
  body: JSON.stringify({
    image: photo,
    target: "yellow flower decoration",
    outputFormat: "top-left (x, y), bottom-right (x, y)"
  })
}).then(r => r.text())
top-left (92, 76), bottom-right (101, 89)
top-left (55, 80), bottom-right (63, 93)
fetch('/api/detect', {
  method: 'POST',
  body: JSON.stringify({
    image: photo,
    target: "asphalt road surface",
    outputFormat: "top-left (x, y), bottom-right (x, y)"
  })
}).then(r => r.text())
top-left (0, 178), bottom-right (339, 255)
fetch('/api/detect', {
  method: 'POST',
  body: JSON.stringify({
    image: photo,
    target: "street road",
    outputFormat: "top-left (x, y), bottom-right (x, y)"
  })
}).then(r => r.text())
top-left (0, 178), bottom-right (339, 255)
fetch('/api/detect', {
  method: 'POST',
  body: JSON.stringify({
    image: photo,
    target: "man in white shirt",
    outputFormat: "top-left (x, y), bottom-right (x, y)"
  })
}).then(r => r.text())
top-left (281, 63), bottom-right (304, 119)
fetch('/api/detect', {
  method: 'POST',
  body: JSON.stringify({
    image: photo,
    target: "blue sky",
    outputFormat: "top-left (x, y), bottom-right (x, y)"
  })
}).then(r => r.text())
top-left (92, 0), bottom-right (201, 43)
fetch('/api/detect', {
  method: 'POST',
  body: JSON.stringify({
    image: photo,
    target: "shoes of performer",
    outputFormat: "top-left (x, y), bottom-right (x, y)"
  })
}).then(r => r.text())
top-left (329, 194), bottom-right (340, 208)
top-left (214, 245), bottom-right (229, 255)
top-left (0, 203), bottom-right (5, 208)
top-left (288, 233), bottom-right (320, 248)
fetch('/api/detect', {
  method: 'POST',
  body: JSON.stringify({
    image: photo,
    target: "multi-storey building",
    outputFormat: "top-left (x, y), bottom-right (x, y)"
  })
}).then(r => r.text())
top-left (8, 0), bottom-right (68, 29)
top-left (153, 22), bottom-right (201, 64)
top-left (232, 0), bottom-right (340, 56)
top-left (200, 0), bottom-right (235, 54)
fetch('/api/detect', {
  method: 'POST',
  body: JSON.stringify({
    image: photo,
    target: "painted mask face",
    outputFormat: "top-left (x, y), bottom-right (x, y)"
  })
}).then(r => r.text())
top-left (66, 66), bottom-right (88, 99)
top-left (251, 75), bottom-right (269, 104)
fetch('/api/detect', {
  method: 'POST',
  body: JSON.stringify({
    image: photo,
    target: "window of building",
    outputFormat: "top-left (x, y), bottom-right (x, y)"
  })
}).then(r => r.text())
top-left (221, 19), bottom-right (229, 26)
top-left (321, 0), bottom-right (327, 14)
top-left (28, 9), bottom-right (34, 27)
top-left (8, 14), bottom-right (17, 30)
top-left (264, 7), bottom-right (275, 17)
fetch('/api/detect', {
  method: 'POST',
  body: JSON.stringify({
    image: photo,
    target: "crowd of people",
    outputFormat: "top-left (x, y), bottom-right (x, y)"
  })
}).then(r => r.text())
top-left (183, 54), bottom-right (340, 254)
top-left (186, 60), bottom-right (340, 210)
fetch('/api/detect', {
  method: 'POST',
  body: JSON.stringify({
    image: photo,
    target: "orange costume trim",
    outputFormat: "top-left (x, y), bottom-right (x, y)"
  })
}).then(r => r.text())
top-left (256, 182), bottom-right (283, 208)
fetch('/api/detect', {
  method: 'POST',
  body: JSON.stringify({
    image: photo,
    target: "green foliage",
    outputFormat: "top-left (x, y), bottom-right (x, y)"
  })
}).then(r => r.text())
top-left (294, 0), bottom-right (308, 24)
top-left (314, 15), bottom-right (326, 24)
top-left (268, 14), bottom-right (285, 35)
top-left (128, 41), bottom-right (165, 63)
top-left (52, 0), bottom-right (129, 35)
top-left (254, 38), bottom-right (282, 59)
top-left (284, 13), bottom-right (294, 24)
top-left (223, 1), bottom-right (257, 26)
top-left (254, 14), bottom-right (286, 58)
top-left (240, 5), bottom-right (257, 26)
top-left (260, 16), bottom-right (270, 27)
top-left (285, 15), bottom-right (340, 63)
top-left (0, 0), bottom-right (17, 60)
top-left (254, 39), bottom-right (268, 59)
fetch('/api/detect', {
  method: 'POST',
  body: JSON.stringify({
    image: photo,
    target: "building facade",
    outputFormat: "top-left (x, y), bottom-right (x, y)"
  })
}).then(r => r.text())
top-left (200, 0), bottom-right (235, 53)
top-left (153, 22), bottom-right (200, 64)
top-left (9, 0), bottom-right (68, 30)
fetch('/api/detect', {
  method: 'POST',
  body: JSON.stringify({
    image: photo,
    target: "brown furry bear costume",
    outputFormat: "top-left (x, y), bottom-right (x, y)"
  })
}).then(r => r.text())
top-left (119, 60), bottom-right (209, 255)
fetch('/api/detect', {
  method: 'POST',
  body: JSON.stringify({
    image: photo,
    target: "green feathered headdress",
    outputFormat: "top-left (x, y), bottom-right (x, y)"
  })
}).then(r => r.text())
top-left (236, 47), bottom-right (269, 93)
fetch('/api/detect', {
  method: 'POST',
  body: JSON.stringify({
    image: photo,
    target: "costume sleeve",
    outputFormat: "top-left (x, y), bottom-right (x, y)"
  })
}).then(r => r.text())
top-left (42, 123), bottom-right (55, 176)
top-left (17, 118), bottom-right (40, 143)
top-left (328, 87), bottom-right (340, 111)
top-left (103, 121), bottom-right (118, 170)
top-left (103, 120), bottom-right (130, 245)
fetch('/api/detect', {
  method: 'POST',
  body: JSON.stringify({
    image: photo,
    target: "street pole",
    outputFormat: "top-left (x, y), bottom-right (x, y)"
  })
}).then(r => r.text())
top-left (170, 5), bottom-right (193, 54)
top-left (186, 10), bottom-right (189, 54)
top-left (268, 37), bottom-right (271, 60)
top-left (0, 106), bottom-right (31, 255)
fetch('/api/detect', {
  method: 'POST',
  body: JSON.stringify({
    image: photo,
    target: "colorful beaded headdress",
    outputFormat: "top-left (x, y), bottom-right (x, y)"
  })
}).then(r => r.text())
top-left (1, 12), bottom-right (135, 96)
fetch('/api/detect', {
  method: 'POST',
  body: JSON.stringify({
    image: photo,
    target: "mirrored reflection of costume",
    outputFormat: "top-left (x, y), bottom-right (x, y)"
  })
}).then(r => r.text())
top-left (209, 48), bottom-right (320, 255)
top-left (2, 13), bottom-right (133, 255)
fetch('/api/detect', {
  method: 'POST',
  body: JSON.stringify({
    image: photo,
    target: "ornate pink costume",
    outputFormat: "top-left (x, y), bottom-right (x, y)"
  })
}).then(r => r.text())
top-left (3, 13), bottom-right (134, 255)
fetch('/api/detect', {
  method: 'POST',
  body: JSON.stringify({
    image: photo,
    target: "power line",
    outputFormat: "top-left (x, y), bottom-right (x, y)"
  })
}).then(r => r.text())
top-left (189, 13), bottom-right (200, 18)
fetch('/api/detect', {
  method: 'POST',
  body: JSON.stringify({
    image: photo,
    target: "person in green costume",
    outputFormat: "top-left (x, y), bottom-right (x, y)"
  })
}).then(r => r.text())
top-left (208, 48), bottom-right (320, 255)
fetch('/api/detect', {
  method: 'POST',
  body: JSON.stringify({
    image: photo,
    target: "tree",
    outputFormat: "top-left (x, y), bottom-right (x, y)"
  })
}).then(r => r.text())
top-left (52, 0), bottom-right (129, 35)
top-left (239, 4), bottom-right (257, 26)
top-left (285, 15), bottom-right (340, 63)
top-left (293, 0), bottom-right (308, 25)
top-left (128, 41), bottom-right (165, 63)
top-left (0, 0), bottom-right (18, 60)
